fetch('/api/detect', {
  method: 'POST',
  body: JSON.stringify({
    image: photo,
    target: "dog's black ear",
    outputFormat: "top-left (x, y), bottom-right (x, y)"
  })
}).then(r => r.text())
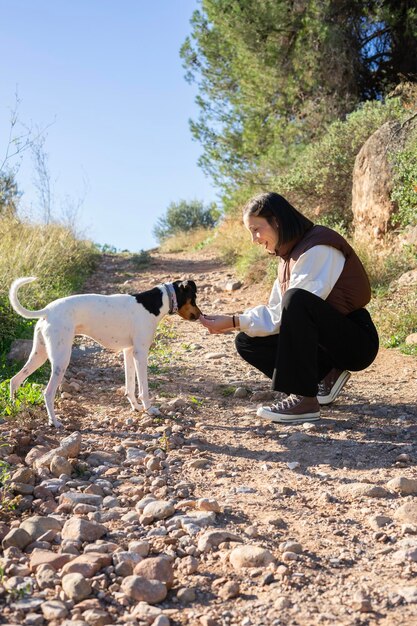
top-left (180, 280), bottom-right (197, 294)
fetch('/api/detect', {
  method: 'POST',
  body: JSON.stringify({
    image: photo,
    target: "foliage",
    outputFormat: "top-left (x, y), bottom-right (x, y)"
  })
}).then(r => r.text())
top-left (0, 379), bottom-right (44, 418)
top-left (0, 172), bottom-right (20, 217)
top-left (390, 127), bottom-right (417, 228)
top-left (268, 98), bottom-right (405, 227)
top-left (153, 199), bottom-right (219, 242)
top-left (0, 216), bottom-right (98, 378)
top-left (148, 320), bottom-right (177, 375)
top-left (130, 249), bottom-right (152, 269)
top-left (182, 0), bottom-right (417, 191)
top-left (158, 226), bottom-right (215, 253)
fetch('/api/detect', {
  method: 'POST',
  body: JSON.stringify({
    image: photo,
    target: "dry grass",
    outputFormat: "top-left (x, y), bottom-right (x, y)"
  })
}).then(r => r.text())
top-left (0, 216), bottom-right (98, 305)
top-left (0, 216), bottom-right (98, 355)
top-left (158, 227), bottom-right (214, 253)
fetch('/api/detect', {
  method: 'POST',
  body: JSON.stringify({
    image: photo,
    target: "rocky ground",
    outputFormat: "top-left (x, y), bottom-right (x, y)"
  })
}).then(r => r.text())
top-left (1, 250), bottom-right (417, 626)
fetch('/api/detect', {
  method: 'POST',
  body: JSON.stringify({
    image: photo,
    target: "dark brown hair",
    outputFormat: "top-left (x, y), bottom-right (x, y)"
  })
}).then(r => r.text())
top-left (243, 192), bottom-right (314, 250)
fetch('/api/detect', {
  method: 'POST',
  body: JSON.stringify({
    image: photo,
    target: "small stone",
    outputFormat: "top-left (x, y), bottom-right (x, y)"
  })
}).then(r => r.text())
top-left (234, 387), bottom-right (248, 398)
top-left (134, 556), bottom-right (174, 589)
top-left (279, 540), bottom-right (303, 554)
top-left (30, 549), bottom-right (74, 572)
top-left (2, 528), bottom-right (32, 550)
top-left (50, 455), bottom-right (73, 477)
top-left (387, 476), bottom-right (417, 496)
top-left (199, 617), bottom-right (220, 626)
top-left (397, 586), bottom-right (417, 603)
top-left (61, 552), bottom-right (112, 577)
top-left (20, 515), bottom-right (63, 541)
top-left (121, 575), bottom-right (167, 604)
top-left (338, 483), bottom-right (390, 499)
top-left (368, 515), bottom-right (392, 530)
top-left (352, 591), bottom-right (372, 613)
top-left (394, 503), bottom-right (417, 524)
top-left (61, 518), bottom-right (107, 542)
top-left (177, 586), bottom-right (196, 604)
top-left (41, 600), bottom-right (68, 620)
top-left (219, 580), bottom-right (240, 600)
top-left (82, 608), bottom-right (113, 626)
top-left (128, 540), bottom-right (150, 557)
top-left (35, 563), bottom-right (58, 589)
top-left (152, 616), bottom-right (170, 626)
top-left (198, 530), bottom-right (243, 553)
top-left (142, 500), bottom-right (175, 522)
top-left (282, 551), bottom-right (298, 562)
top-left (62, 572), bottom-right (92, 602)
top-left (287, 462), bottom-right (300, 470)
top-left (58, 432), bottom-right (82, 458)
top-left (229, 545), bottom-right (274, 570)
top-left (197, 498), bottom-right (221, 513)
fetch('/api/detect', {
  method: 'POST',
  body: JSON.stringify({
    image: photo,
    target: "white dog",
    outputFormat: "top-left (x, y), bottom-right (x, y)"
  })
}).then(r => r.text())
top-left (8, 277), bottom-right (201, 427)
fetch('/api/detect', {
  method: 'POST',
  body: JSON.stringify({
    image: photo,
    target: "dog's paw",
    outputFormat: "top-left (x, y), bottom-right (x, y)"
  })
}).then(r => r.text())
top-left (49, 419), bottom-right (64, 428)
top-left (145, 406), bottom-right (162, 417)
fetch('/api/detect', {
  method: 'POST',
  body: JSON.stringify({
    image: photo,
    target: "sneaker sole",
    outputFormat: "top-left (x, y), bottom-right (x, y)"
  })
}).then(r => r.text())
top-left (317, 370), bottom-right (351, 406)
top-left (256, 406), bottom-right (321, 423)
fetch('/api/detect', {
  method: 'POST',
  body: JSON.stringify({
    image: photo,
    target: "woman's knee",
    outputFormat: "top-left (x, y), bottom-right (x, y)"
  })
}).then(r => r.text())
top-left (282, 287), bottom-right (314, 311)
top-left (235, 332), bottom-right (252, 355)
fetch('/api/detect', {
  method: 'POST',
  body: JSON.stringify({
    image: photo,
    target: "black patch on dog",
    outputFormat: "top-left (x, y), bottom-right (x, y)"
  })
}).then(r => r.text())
top-left (132, 287), bottom-right (163, 316)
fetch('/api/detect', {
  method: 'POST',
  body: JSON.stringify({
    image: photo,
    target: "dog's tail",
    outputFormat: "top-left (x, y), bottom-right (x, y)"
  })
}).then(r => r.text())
top-left (9, 277), bottom-right (49, 319)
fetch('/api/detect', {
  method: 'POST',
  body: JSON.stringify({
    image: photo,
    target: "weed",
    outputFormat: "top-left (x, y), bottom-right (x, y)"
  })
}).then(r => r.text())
top-left (131, 250), bottom-right (151, 269)
top-left (158, 433), bottom-right (170, 453)
top-left (189, 395), bottom-right (204, 407)
top-left (0, 379), bottom-right (44, 419)
top-left (0, 455), bottom-right (18, 513)
top-left (220, 386), bottom-right (236, 397)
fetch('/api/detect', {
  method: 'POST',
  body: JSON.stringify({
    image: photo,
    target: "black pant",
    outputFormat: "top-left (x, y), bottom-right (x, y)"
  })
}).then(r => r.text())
top-left (235, 288), bottom-right (379, 397)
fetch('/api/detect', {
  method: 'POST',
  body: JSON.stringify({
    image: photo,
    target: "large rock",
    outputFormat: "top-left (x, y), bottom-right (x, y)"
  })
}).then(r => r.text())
top-left (394, 503), bottom-right (417, 524)
top-left (7, 339), bottom-right (33, 363)
top-left (62, 572), bottom-right (92, 602)
top-left (387, 476), bottom-right (417, 496)
top-left (352, 120), bottom-right (408, 239)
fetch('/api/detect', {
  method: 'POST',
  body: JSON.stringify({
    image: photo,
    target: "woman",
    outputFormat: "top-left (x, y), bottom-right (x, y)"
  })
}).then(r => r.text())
top-left (199, 192), bottom-right (379, 424)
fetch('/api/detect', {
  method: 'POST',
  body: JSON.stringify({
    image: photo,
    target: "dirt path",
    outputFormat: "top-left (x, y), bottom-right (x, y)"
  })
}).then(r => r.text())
top-left (1, 250), bottom-right (417, 626)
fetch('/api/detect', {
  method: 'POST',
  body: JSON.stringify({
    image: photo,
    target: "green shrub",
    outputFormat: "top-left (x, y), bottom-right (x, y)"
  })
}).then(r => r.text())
top-left (390, 129), bottom-right (417, 228)
top-left (153, 199), bottom-right (220, 242)
top-left (273, 98), bottom-right (406, 228)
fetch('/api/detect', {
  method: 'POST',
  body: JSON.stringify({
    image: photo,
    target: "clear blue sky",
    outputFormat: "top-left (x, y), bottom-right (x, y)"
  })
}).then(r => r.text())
top-left (0, 0), bottom-right (217, 251)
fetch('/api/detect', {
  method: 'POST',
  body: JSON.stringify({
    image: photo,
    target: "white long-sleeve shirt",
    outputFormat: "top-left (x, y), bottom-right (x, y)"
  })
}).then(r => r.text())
top-left (239, 245), bottom-right (345, 337)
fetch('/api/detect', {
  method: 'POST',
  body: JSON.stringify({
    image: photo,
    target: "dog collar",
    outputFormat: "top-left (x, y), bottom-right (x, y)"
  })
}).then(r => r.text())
top-left (163, 283), bottom-right (178, 315)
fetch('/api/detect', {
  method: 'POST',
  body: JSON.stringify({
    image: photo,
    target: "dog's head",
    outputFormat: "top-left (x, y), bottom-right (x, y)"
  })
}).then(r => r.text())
top-left (172, 280), bottom-right (201, 321)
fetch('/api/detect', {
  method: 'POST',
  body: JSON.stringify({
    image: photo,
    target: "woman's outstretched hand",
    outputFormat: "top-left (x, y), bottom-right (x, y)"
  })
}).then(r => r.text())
top-left (199, 314), bottom-right (235, 334)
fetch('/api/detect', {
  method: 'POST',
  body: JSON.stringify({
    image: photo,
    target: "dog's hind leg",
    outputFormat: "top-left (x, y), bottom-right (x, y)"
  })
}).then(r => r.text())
top-left (10, 321), bottom-right (48, 399)
top-left (43, 329), bottom-right (73, 428)
top-left (123, 347), bottom-right (141, 411)
top-left (132, 347), bottom-right (152, 412)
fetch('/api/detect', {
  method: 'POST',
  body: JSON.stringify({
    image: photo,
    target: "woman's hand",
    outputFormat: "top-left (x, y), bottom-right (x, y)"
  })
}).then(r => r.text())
top-left (199, 314), bottom-right (235, 334)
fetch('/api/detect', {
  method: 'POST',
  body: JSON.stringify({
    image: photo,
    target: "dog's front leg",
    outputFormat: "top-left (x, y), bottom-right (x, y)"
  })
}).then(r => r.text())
top-left (123, 348), bottom-right (142, 411)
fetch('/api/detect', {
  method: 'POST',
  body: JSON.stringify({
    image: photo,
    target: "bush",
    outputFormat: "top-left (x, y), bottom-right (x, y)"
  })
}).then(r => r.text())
top-left (390, 127), bottom-right (417, 228)
top-left (272, 97), bottom-right (406, 228)
top-left (153, 199), bottom-right (220, 242)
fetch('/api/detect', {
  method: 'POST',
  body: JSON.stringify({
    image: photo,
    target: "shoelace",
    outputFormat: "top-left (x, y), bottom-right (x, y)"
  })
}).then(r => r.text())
top-left (317, 381), bottom-right (327, 395)
top-left (273, 394), bottom-right (303, 411)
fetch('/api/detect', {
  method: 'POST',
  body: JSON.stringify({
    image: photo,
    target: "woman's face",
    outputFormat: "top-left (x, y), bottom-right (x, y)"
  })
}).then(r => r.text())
top-left (243, 214), bottom-right (278, 255)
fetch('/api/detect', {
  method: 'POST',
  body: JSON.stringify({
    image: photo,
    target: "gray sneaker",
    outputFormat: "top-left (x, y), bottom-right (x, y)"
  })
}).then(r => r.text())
top-left (257, 394), bottom-right (321, 424)
top-left (317, 369), bottom-right (351, 406)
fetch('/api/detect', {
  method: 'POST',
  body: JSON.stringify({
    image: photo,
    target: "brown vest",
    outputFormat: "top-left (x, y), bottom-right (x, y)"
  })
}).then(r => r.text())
top-left (278, 225), bottom-right (371, 314)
